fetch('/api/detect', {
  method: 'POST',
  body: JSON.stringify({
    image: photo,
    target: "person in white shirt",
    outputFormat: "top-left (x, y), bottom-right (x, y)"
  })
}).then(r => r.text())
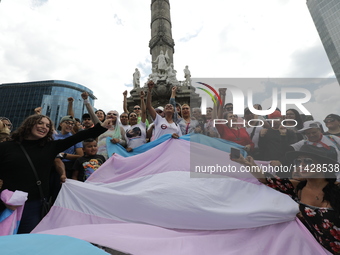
top-left (291, 121), bottom-right (340, 161)
top-left (120, 112), bottom-right (130, 132)
top-left (146, 81), bottom-right (182, 140)
top-left (125, 91), bottom-right (147, 152)
top-left (286, 121), bottom-right (340, 181)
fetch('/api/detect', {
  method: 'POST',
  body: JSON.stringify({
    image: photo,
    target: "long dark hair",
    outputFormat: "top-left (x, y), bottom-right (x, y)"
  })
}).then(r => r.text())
top-left (95, 109), bottom-right (106, 121)
top-left (296, 178), bottom-right (340, 213)
top-left (11, 115), bottom-right (54, 146)
top-left (286, 108), bottom-right (303, 130)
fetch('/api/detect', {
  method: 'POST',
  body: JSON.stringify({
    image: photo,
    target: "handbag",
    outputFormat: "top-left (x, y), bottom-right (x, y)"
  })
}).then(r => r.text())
top-left (41, 198), bottom-right (51, 218)
top-left (19, 144), bottom-right (51, 218)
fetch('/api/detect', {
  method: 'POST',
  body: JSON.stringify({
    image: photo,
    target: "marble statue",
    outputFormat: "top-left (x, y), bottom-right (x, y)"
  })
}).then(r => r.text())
top-left (148, 67), bottom-right (159, 84)
top-left (184, 65), bottom-right (191, 85)
top-left (133, 68), bottom-right (141, 88)
top-left (153, 50), bottom-right (170, 75)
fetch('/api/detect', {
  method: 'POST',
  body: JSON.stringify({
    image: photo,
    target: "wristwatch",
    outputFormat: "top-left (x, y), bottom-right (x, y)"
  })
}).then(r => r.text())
top-left (63, 153), bottom-right (67, 159)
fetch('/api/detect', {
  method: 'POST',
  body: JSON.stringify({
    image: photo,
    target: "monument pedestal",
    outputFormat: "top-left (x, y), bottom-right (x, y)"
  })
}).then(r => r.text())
top-left (127, 80), bottom-right (201, 111)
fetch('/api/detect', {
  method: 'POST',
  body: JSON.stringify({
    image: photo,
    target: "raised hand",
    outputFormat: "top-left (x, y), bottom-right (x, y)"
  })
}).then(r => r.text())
top-left (147, 80), bottom-right (154, 91)
top-left (34, 107), bottom-right (42, 115)
top-left (81, 92), bottom-right (89, 100)
top-left (219, 88), bottom-right (227, 96)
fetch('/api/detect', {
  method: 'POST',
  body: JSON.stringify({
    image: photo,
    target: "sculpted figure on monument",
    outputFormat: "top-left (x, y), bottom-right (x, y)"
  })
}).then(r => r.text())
top-left (153, 50), bottom-right (170, 75)
top-left (184, 65), bottom-right (191, 85)
top-left (148, 67), bottom-right (160, 84)
top-left (166, 63), bottom-right (179, 85)
top-left (133, 68), bottom-right (141, 88)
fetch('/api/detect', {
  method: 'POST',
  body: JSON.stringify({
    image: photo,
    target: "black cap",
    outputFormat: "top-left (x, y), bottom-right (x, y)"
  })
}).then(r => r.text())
top-left (82, 113), bottom-right (91, 120)
top-left (324, 114), bottom-right (340, 121)
top-left (286, 144), bottom-right (339, 166)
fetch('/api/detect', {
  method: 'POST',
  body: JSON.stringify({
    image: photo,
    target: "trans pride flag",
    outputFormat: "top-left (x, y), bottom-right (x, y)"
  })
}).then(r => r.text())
top-left (33, 136), bottom-right (331, 254)
top-left (0, 190), bottom-right (28, 235)
top-left (106, 133), bottom-right (248, 158)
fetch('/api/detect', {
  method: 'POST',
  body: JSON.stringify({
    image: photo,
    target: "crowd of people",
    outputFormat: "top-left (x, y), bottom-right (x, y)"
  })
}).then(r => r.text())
top-left (1, 81), bottom-right (340, 253)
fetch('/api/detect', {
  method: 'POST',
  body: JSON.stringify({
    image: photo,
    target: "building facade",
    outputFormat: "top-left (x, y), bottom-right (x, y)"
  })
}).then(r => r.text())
top-left (0, 80), bottom-right (96, 130)
top-left (307, 0), bottom-right (340, 84)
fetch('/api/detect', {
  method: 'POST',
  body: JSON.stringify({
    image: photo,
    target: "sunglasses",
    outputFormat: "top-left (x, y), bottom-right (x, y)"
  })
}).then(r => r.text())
top-left (64, 121), bottom-right (75, 126)
top-left (324, 118), bottom-right (336, 123)
top-left (107, 113), bottom-right (117, 116)
top-left (293, 158), bottom-right (314, 166)
top-left (225, 107), bottom-right (233, 111)
top-left (134, 107), bottom-right (141, 110)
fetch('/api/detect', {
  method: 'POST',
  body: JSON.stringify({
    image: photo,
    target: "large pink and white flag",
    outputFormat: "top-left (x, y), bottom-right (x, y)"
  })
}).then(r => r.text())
top-left (34, 138), bottom-right (331, 254)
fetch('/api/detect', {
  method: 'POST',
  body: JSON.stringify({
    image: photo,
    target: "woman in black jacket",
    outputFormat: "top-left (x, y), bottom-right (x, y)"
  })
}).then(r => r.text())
top-left (0, 114), bottom-right (112, 233)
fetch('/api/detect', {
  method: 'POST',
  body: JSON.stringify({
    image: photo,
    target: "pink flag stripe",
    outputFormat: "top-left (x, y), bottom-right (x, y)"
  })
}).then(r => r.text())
top-left (38, 219), bottom-right (331, 255)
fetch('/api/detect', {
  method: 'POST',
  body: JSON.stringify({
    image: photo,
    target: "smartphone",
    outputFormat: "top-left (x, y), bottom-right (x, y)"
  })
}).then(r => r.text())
top-left (230, 147), bottom-right (240, 159)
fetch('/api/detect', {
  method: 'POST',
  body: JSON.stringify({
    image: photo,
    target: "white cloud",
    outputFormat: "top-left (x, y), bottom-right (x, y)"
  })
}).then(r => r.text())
top-left (0, 0), bottom-right (337, 117)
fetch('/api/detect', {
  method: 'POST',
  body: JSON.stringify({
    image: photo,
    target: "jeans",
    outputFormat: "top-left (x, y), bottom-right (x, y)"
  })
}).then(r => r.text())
top-left (17, 199), bottom-right (42, 234)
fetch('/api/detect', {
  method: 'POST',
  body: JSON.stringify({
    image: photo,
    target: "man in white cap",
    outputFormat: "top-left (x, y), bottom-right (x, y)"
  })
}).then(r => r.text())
top-left (155, 106), bottom-right (164, 117)
top-left (290, 120), bottom-right (340, 162)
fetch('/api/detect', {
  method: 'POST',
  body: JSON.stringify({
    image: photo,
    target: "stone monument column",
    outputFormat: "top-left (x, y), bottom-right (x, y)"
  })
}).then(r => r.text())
top-left (126, 0), bottom-right (201, 112)
top-left (149, 0), bottom-right (175, 67)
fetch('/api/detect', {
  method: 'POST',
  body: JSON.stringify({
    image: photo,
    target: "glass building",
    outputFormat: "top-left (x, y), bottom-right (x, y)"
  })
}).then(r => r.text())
top-left (307, 0), bottom-right (340, 84)
top-left (0, 80), bottom-right (96, 130)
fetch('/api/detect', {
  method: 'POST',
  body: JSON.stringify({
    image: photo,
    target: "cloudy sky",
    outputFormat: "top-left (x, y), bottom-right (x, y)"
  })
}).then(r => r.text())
top-left (0, 0), bottom-right (338, 122)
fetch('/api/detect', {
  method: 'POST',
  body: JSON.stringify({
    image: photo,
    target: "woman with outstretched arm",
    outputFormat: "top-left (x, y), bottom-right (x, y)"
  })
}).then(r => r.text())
top-left (0, 114), bottom-right (113, 233)
top-left (231, 145), bottom-right (340, 254)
